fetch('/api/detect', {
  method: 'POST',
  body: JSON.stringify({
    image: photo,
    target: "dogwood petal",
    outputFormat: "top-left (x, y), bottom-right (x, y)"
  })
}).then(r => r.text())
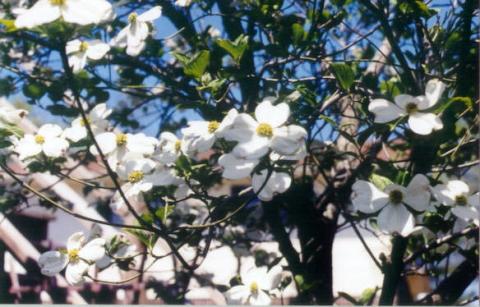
top-left (249, 291), bottom-right (272, 305)
top-left (182, 133), bottom-right (215, 156)
top-left (62, 0), bottom-right (113, 25)
top-left (138, 6), bottom-right (162, 22)
top-left (86, 40), bottom-right (110, 60)
top-left (424, 79), bottom-right (446, 108)
top-left (377, 204), bottom-right (415, 236)
top-left (66, 39), bottom-right (81, 54)
top-left (68, 53), bottom-right (88, 73)
top-left (63, 126), bottom-right (87, 142)
top-left (216, 109), bottom-right (239, 137)
top-left (38, 251), bottom-right (68, 276)
top-left (218, 153), bottom-right (258, 180)
top-left (91, 132), bottom-right (116, 155)
top-left (79, 238), bottom-right (106, 262)
top-left (351, 180), bottom-right (388, 213)
top-left (265, 265), bottom-right (283, 290)
top-left (404, 174), bottom-right (431, 211)
top-left (452, 206), bottom-right (478, 222)
top-left (145, 168), bottom-right (178, 186)
top-left (126, 133), bottom-right (158, 155)
top-left (271, 125), bottom-right (307, 156)
top-left (42, 137), bottom-right (69, 157)
top-left (90, 103), bottom-right (112, 121)
top-left (15, 0), bottom-right (60, 28)
top-left (38, 124), bottom-right (63, 138)
top-left (368, 98), bottom-right (404, 123)
top-left (252, 170), bottom-right (291, 201)
top-left (15, 135), bottom-right (42, 160)
top-left (447, 180), bottom-right (470, 195)
top-left (126, 41), bottom-right (146, 56)
top-left (224, 285), bottom-right (250, 305)
top-left (223, 114), bottom-right (257, 142)
top-left (65, 261), bottom-right (89, 285)
top-left (255, 99), bottom-right (290, 128)
top-left (408, 112), bottom-right (443, 135)
top-left (67, 232), bottom-right (85, 251)
top-left (432, 184), bottom-right (456, 206)
top-left (232, 136), bottom-right (270, 159)
top-left (111, 26), bottom-right (129, 48)
top-left (468, 193), bottom-right (479, 210)
top-left (128, 21), bottom-right (149, 46)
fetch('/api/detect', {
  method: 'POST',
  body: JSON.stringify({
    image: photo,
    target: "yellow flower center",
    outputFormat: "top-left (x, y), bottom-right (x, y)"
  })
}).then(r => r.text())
top-left (79, 118), bottom-right (91, 127)
top-left (256, 123), bottom-right (273, 138)
top-left (175, 140), bottom-right (182, 152)
top-left (116, 133), bottom-right (128, 146)
top-left (79, 42), bottom-right (89, 53)
top-left (128, 170), bottom-right (144, 184)
top-left (249, 281), bottom-right (259, 294)
top-left (389, 189), bottom-right (403, 204)
top-left (208, 121), bottom-right (220, 134)
top-left (128, 12), bottom-right (138, 23)
top-left (50, 0), bottom-right (65, 5)
top-left (68, 249), bottom-right (80, 262)
top-left (35, 135), bottom-right (45, 144)
top-left (455, 195), bottom-right (468, 206)
top-left (405, 103), bottom-right (418, 115)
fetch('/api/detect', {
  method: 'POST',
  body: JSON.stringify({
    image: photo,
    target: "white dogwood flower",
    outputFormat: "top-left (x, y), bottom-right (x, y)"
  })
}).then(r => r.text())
top-left (180, 109), bottom-right (238, 157)
top-left (15, 0), bottom-right (113, 29)
top-left (117, 158), bottom-right (178, 197)
top-left (111, 6), bottom-right (162, 56)
top-left (0, 100), bottom-right (28, 127)
top-left (153, 132), bottom-right (184, 164)
top-left (252, 170), bottom-right (292, 201)
top-left (351, 174), bottom-right (431, 236)
top-left (90, 132), bottom-right (158, 169)
top-left (63, 103), bottom-right (111, 142)
top-left (223, 99), bottom-right (307, 159)
top-left (224, 265), bottom-right (282, 305)
top-left (368, 79), bottom-right (445, 135)
top-left (433, 180), bottom-right (479, 225)
top-left (66, 39), bottom-right (110, 73)
top-left (38, 231), bottom-right (105, 285)
top-left (218, 153), bottom-right (259, 180)
top-left (15, 124), bottom-right (69, 160)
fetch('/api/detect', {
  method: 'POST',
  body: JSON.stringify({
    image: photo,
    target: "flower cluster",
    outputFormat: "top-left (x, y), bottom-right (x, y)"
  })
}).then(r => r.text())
top-left (369, 79), bottom-right (445, 135)
top-left (351, 174), bottom-right (479, 236)
top-left (10, 98), bottom-right (306, 214)
top-left (14, 0), bottom-right (162, 71)
top-left (38, 230), bottom-right (106, 285)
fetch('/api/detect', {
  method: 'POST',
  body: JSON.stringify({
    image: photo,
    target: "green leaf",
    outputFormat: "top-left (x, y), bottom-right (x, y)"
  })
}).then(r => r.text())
top-left (23, 83), bottom-right (45, 99)
top-left (291, 23), bottom-right (306, 45)
top-left (172, 50), bottom-right (210, 79)
top-left (358, 287), bottom-right (378, 305)
top-left (369, 173), bottom-right (394, 190)
top-left (125, 229), bottom-right (156, 249)
top-left (435, 96), bottom-right (473, 113)
top-left (46, 104), bottom-right (79, 117)
top-left (155, 205), bottom-right (174, 223)
top-left (319, 115), bottom-right (337, 127)
top-left (0, 124), bottom-right (24, 138)
top-left (0, 19), bottom-right (17, 32)
top-left (331, 63), bottom-right (354, 91)
top-left (0, 139), bottom-right (12, 148)
top-left (216, 35), bottom-right (249, 63)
